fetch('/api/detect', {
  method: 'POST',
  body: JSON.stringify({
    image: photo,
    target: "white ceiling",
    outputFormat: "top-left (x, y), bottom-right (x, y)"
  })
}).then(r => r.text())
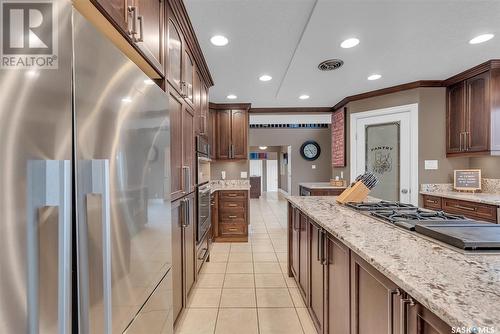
top-left (184, 0), bottom-right (500, 108)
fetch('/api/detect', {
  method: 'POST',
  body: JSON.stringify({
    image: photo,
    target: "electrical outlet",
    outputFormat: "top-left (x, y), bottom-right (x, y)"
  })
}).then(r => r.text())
top-left (424, 160), bottom-right (438, 170)
top-left (241, 171), bottom-right (248, 179)
top-left (221, 171), bottom-right (226, 179)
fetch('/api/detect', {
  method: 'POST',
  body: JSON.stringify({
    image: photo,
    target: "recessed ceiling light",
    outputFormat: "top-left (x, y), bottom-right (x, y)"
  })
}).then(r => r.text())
top-left (259, 75), bottom-right (272, 82)
top-left (469, 33), bottom-right (494, 44)
top-left (227, 94), bottom-right (237, 100)
top-left (144, 79), bottom-right (155, 85)
top-left (122, 97), bottom-right (132, 103)
top-left (259, 146), bottom-right (268, 150)
top-left (367, 74), bottom-right (382, 81)
top-left (340, 38), bottom-right (360, 48)
top-left (210, 35), bottom-right (229, 46)
top-left (299, 94), bottom-right (310, 100)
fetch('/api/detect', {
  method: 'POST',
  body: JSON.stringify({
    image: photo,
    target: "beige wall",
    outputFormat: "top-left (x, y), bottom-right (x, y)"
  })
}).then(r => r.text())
top-left (250, 127), bottom-right (331, 195)
top-left (470, 156), bottom-right (500, 178)
top-left (211, 160), bottom-right (248, 180)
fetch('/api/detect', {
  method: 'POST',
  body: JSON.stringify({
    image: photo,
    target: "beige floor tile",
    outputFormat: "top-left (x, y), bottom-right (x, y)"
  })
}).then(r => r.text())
top-left (223, 274), bottom-right (255, 288)
top-left (279, 261), bottom-right (288, 274)
top-left (276, 252), bottom-right (288, 262)
top-left (187, 288), bottom-right (222, 308)
top-left (255, 274), bottom-right (287, 288)
top-left (296, 308), bottom-right (317, 334)
top-left (250, 239), bottom-right (273, 246)
top-left (201, 262), bottom-right (227, 274)
top-left (215, 308), bottom-right (259, 334)
top-left (125, 311), bottom-right (167, 334)
top-left (230, 244), bottom-right (252, 253)
top-left (196, 273), bottom-right (225, 288)
top-left (228, 252), bottom-right (253, 263)
top-left (209, 252), bottom-right (229, 263)
top-left (211, 243), bottom-right (230, 252)
top-left (284, 276), bottom-right (298, 288)
top-left (254, 262), bottom-right (282, 274)
top-left (256, 288), bottom-right (294, 308)
top-left (253, 252), bottom-right (277, 262)
top-left (288, 288), bottom-right (306, 308)
top-left (252, 244), bottom-right (275, 253)
top-left (226, 262), bottom-right (254, 274)
top-left (249, 233), bottom-right (270, 240)
top-left (257, 308), bottom-right (304, 334)
top-left (175, 308), bottom-right (218, 334)
top-left (220, 288), bottom-right (256, 308)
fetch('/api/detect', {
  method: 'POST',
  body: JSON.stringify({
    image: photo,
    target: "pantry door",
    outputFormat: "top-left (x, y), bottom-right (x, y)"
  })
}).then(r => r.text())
top-left (350, 104), bottom-right (418, 205)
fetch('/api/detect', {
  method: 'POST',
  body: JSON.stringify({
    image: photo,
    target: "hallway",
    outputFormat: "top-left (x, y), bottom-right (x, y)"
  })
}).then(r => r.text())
top-left (174, 192), bottom-right (316, 334)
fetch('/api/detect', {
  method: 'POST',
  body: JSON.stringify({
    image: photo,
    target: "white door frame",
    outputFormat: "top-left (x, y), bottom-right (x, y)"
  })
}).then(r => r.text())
top-left (350, 103), bottom-right (419, 205)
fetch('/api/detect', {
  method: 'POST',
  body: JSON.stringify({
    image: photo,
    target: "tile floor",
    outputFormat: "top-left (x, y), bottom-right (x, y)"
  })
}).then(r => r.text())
top-left (174, 192), bottom-right (316, 334)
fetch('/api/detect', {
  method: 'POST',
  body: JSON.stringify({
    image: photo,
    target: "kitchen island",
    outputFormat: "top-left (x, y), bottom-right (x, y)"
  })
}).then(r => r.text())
top-left (287, 195), bottom-right (500, 333)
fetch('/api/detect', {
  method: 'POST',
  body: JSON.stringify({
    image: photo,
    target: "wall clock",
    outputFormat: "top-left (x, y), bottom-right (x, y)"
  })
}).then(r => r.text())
top-left (300, 141), bottom-right (321, 161)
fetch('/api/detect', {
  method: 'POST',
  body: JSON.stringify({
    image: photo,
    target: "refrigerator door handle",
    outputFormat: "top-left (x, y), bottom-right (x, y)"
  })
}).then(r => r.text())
top-left (77, 160), bottom-right (112, 334)
top-left (27, 160), bottom-right (72, 334)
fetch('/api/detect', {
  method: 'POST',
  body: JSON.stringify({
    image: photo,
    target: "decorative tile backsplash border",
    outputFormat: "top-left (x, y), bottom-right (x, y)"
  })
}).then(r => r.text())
top-left (421, 179), bottom-right (500, 194)
top-left (211, 179), bottom-right (250, 186)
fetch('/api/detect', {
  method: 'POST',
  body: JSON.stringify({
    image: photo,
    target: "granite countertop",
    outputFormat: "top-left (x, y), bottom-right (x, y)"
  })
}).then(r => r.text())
top-left (299, 182), bottom-right (347, 189)
top-left (210, 184), bottom-right (251, 194)
top-left (286, 195), bottom-right (500, 329)
top-left (420, 190), bottom-right (500, 206)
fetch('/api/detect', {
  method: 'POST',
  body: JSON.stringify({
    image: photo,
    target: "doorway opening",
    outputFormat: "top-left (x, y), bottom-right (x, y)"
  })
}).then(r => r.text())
top-left (249, 146), bottom-right (290, 196)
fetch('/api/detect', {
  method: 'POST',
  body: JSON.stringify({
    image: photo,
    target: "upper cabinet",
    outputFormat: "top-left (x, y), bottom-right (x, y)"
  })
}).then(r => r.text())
top-left (208, 108), bottom-right (217, 160)
top-left (211, 104), bottom-right (250, 160)
top-left (167, 17), bottom-right (183, 91)
top-left (445, 60), bottom-right (500, 156)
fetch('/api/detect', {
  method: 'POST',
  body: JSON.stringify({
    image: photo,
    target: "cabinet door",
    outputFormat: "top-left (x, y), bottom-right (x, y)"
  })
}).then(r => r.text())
top-left (193, 71), bottom-right (202, 134)
top-left (446, 82), bottom-right (466, 154)
top-left (326, 235), bottom-right (350, 334)
top-left (199, 83), bottom-right (209, 135)
top-left (169, 90), bottom-right (184, 200)
top-left (309, 224), bottom-right (325, 333)
top-left (182, 106), bottom-right (195, 194)
top-left (351, 253), bottom-right (402, 334)
top-left (93, 0), bottom-right (128, 32)
top-left (211, 192), bottom-right (218, 239)
top-left (407, 301), bottom-right (452, 334)
top-left (171, 198), bottom-right (183, 323)
top-left (290, 207), bottom-right (300, 280)
top-left (231, 109), bottom-right (248, 159)
top-left (466, 72), bottom-right (490, 152)
top-left (183, 193), bottom-right (196, 298)
top-left (136, 0), bottom-right (164, 73)
top-left (183, 50), bottom-right (194, 104)
top-left (298, 211), bottom-right (308, 300)
top-left (217, 110), bottom-right (232, 159)
top-left (167, 17), bottom-right (183, 93)
top-left (208, 109), bottom-right (217, 159)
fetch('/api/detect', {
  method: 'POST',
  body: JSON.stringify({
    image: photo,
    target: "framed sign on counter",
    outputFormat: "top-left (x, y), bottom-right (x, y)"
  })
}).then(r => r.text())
top-left (454, 169), bottom-right (482, 192)
top-left (332, 108), bottom-right (346, 167)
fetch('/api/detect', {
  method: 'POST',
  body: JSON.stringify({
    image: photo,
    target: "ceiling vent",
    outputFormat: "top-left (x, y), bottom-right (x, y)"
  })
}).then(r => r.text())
top-left (318, 59), bottom-right (344, 71)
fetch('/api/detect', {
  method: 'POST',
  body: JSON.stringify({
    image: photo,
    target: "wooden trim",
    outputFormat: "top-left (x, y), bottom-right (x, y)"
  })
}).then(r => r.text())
top-left (209, 102), bottom-right (252, 110)
top-left (332, 80), bottom-right (443, 111)
top-left (443, 59), bottom-right (500, 86)
top-left (249, 107), bottom-right (332, 113)
top-left (169, 0), bottom-right (214, 87)
top-left (74, 0), bottom-right (163, 79)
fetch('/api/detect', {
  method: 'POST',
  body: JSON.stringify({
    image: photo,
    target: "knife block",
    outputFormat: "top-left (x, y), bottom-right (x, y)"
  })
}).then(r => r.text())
top-left (336, 181), bottom-right (371, 204)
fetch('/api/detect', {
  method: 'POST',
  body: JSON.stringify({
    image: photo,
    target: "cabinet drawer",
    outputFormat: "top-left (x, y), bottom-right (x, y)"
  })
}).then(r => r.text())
top-left (422, 195), bottom-right (442, 210)
top-left (219, 200), bottom-right (246, 210)
top-left (220, 223), bottom-right (247, 236)
top-left (442, 198), bottom-right (497, 223)
top-left (219, 191), bottom-right (247, 199)
top-left (219, 210), bottom-right (245, 221)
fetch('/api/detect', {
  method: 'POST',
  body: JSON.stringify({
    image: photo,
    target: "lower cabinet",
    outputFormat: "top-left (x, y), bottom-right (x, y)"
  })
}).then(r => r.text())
top-left (215, 190), bottom-right (249, 242)
top-left (288, 206), bottom-right (452, 334)
top-left (172, 193), bottom-right (195, 325)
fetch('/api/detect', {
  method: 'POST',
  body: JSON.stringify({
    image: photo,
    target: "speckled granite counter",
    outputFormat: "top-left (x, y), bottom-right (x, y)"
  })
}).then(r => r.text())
top-left (299, 182), bottom-right (347, 190)
top-left (210, 180), bottom-right (251, 194)
top-left (286, 195), bottom-right (500, 329)
top-left (420, 190), bottom-right (500, 206)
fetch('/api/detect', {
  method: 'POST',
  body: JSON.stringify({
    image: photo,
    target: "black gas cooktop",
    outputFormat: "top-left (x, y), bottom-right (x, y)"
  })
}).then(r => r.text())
top-left (347, 201), bottom-right (500, 250)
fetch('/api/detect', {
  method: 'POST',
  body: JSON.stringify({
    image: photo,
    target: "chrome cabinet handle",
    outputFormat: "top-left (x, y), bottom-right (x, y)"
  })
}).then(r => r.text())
top-left (388, 288), bottom-right (402, 334)
top-left (128, 6), bottom-right (138, 37)
top-left (137, 15), bottom-right (144, 42)
top-left (183, 166), bottom-right (191, 192)
top-left (459, 132), bottom-right (464, 151)
top-left (400, 297), bottom-right (415, 334)
top-left (27, 160), bottom-right (71, 333)
top-left (452, 204), bottom-right (476, 211)
top-left (77, 160), bottom-right (112, 334)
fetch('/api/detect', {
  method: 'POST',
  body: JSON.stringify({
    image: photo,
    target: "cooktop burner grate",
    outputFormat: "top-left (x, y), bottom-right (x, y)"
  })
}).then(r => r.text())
top-left (346, 201), bottom-right (417, 211)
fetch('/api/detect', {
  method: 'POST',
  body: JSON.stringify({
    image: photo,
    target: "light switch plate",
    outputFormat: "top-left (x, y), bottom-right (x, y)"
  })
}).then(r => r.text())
top-left (424, 160), bottom-right (438, 170)
top-left (240, 171), bottom-right (248, 179)
top-left (221, 171), bottom-right (226, 179)
top-left (312, 165), bottom-right (316, 169)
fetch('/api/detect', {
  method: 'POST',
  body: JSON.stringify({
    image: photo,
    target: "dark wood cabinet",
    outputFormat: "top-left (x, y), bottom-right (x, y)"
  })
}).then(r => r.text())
top-left (446, 61), bottom-right (500, 156)
top-left (182, 105), bottom-right (195, 195)
top-left (92, 0), bottom-right (130, 32)
top-left (309, 223), bottom-right (326, 333)
top-left (210, 191), bottom-right (218, 239)
top-left (289, 206), bottom-right (300, 280)
top-left (422, 194), bottom-right (498, 223)
top-left (298, 210), bottom-right (309, 300)
top-left (183, 49), bottom-right (194, 105)
top-left (214, 106), bottom-right (249, 160)
top-left (166, 16), bottom-right (183, 93)
top-left (171, 193), bottom-right (195, 324)
top-left (208, 109), bottom-right (217, 159)
top-left (407, 301), bottom-right (452, 334)
top-left (214, 190), bottom-right (249, 242)
top-left (350, 253), bottom-right (403, 334)
top-left (300, 185), bottom-right (346, 197)
top-left (250, 176), bottom-right (261, 199)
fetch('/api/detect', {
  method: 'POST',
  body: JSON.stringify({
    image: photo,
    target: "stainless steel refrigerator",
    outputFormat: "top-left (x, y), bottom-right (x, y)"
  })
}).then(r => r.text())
top-left (0, 3), bottom-right (172, 333)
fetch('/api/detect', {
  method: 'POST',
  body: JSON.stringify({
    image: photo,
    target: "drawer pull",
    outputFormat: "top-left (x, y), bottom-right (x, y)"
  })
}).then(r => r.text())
top-left (228, 193), bottom-right (237, 197)
top-left (228, 228), bottom-right (238, 232)
top-left (228, 204), bottom-right (237, 207)
top-left (426, 199), bottom-right (438, 204)
top-left (452, 204), bottom-right (476, 212)
top-left (228, 215), bottom-right (237, 219)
